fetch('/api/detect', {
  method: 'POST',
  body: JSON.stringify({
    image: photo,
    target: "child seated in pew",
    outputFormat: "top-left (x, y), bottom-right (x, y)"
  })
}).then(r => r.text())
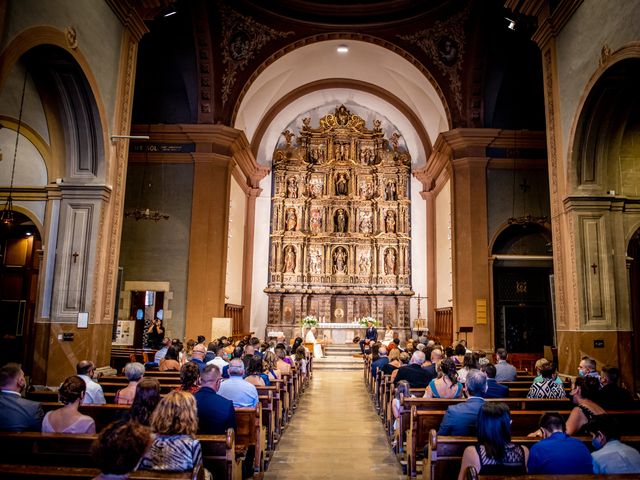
top-left (91, 419), bottom-right (152, 480)
top-left (42, 376), bottom-right (95, 434)
top-left (391, 380), bottom-right (412, 448)
top-left (457, 402), bottom-right (528, 480)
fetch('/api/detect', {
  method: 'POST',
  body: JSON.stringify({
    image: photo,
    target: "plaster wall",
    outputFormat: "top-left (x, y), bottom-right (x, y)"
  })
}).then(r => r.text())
top-left (119, 163), bottom-right (193, 340)
top-left (225, 175), bottom-right (247, 305)
top-left (2, 0), bottom-right (124, 130)
top-left (435, 179), bottom-right (452, 308)
top-left (409, 175), bottom-right (427, 321)
top-left (556, 0), bottom-right (640, 173)
top-left (250, 172), bottom-right (272, 336)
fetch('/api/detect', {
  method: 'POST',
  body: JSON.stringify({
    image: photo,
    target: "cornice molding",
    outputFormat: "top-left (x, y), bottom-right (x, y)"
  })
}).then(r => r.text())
top-left (105, 0), bottom-right (149, 42)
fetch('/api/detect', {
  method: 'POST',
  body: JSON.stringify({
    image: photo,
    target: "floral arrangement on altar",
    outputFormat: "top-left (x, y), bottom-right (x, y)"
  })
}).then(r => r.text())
top-left (301, 315), bottom-right (319, 327)
top-left (358, 316), bottom-right (379, 327)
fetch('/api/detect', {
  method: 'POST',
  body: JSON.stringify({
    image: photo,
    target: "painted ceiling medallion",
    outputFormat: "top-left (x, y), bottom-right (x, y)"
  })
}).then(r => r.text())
top-left (398, 4), bottom-right (470, 114)
top-left (219, 2), bottom-right (293, 105)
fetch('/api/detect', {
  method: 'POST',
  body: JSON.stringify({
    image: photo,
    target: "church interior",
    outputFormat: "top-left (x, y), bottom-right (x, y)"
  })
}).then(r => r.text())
top-left (1, 3), bottom-right (640, 473)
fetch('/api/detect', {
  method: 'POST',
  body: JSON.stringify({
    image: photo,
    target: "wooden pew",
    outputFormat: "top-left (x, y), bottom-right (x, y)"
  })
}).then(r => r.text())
top-left (466, 468), bottom-right (640, 480)
top-left (234, 406), bottom-right (265, 475)
top-left (0, 464), bottom-right (201, 479)
top-left (407, 409), bottom-right (640, 479)
top-left (0, 430), bottom-right (238, 480)
top-left (426, 432), bottom-right (640, 480)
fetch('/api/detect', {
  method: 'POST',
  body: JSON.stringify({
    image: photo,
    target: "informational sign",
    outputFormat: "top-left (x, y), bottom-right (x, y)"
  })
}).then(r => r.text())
top-left (476, 299), bottom-right (487, 324)
top-left (113, 320), bottom-right (136, 346)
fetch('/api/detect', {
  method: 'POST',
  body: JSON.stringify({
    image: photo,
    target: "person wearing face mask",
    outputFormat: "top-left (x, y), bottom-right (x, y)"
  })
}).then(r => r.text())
top-left (0, 363), bottom-right (44, 431)
top-left (586, 415), bottom-right (640, 474)
top-left (578, 356), bottom-right (600, 381)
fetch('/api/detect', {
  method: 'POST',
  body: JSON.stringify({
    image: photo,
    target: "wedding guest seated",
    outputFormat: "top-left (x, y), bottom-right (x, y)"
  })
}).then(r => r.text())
top-left (372, 346), bottom-right (389, 375)
top-left (176, 362), bottom-right (201, 394)
top-left (153, 337), bottom-right (172, 365)
top-left (138, 391), bottom-right (204, 474)
top-left (218, 359), bottom-right (258, 408)
top-left (494, 348), bottom-right (517, 382)
top-left (91, 420), bottom-right (152, 480)
top-left (482, 364), bottom-right (508, 398)
top-left (126, 377), bottom-right (161, 426)
top-left (458, 352), bottom-right (480, 384)
top-left (189, 343), bottom-right (207, 372)
top-left (586, 414), bottom-right (640, 474)
top-left (438, 369), bottom-right (487, 436)
top-left (381, 348), bottom-right (402, 375)
top-left (457, 402), bottom-right (528, 480)
top-left (194, 364), bottom-right (236, 435)
top-left (578, 355), bottom-right (601, 381)
top-left (115, 362), bottom-right (145, 405)
top-left (275, 347), bottom-right (292, 376)
top-left (393, 351), bottom-right (435, 389)
top-left (527, 412), bottom-right (592, 474)
top-left (159, 346), bottom-right (181, 371)
top-left (566, 375), bottom-right (605, 436)
top-left (390, 352), bottom-right (410, 383)
top-left (527, 363), bottom-right (565, 399)
top-left (76, 360), bottom-right (106, 405)
top-left (206, 344), bottom-right (229, 370)
top-left (294, 346), bottom-right (308, 380)
top-left (597, 365), bottom-right (635, 410)
top-left (391, 380), bottom-right (411, 448)
top-left (423, 358), bottom-right (463, 399)
top-left (43, 375), bottom-right (95, 433)
top-left (262, 351), bottom-right (281, 381)
top-left (453, 343), bottom-right (466, 365)
top-left (0, 363), bottom-right (43, 431)
top-left (245, 356), bottom-right (270, 387)
top-left (533, 358), bottom-right (563, 384)
top-left (204, 342), bottom-right (217, 364)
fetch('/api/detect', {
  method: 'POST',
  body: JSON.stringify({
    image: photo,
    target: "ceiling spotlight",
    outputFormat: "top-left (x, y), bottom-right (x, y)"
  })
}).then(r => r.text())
top-left (163, 8), bottom-right (177, 17)
top-left (505, 17), bottom-right (516, 30)
top-left (25, 231), bottom-right (32, 237)
top-left (337, 45), bottom-right (349, 54)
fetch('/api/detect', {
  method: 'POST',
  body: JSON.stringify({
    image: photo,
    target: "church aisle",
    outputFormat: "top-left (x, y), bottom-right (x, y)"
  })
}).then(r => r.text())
top-left (264, 370), bottom-right (404, 479)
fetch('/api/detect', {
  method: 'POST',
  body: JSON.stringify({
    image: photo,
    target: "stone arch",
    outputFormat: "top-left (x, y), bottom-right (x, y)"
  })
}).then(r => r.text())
top-left (490, 222), bottom-right (552, 256)
top-left (569, 46), bottom-right (640, 194)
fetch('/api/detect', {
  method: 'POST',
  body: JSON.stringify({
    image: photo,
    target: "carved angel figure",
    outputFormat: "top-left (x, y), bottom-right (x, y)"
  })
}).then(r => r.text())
top-left (282, 129), bottom-right (295, 147)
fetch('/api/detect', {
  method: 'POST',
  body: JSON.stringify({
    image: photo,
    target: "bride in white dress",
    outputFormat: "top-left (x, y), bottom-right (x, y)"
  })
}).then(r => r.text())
top-left (381, 323), bottom-right (394, 347)
top-left (305, 327), bottom-right (324, 358)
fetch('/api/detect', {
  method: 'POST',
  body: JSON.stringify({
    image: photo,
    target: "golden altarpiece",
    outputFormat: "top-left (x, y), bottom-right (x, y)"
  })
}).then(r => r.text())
top-left (265, 105), bottom-right (413, 340)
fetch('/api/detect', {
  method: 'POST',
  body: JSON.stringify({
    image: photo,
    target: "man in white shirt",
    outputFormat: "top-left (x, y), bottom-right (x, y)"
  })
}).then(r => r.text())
top-left (207, 344), bottom-right (229, 370)
top-left (154, 337), bottom-right (172, 364)
top-left (586, 415), bottom-right (640, 474)
top-left (217, 359), bottom-right (258, 408)
top-left (76, 360), bottom-right (106, 405)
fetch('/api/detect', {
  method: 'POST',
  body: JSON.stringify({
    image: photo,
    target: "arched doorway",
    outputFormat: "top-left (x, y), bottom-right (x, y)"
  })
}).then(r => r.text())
top-left (0, 212), bottom-right (41, 371)
top-left (627, 229), bottom-right (640, 391)
top-left (491, 223), bottom-right (553, 354)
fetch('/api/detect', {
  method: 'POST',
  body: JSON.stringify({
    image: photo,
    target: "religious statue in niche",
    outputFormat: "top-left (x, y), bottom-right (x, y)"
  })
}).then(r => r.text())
top-left (359, 146), bottom-right (374, 165)
top-left (285, 208), bottom-right (297, 231)
top-left (283, 245), bottom-right (296, 273)
top-left (385, 180), bottom-right (397, 201)
top-left (373, 119), bottom-right (382, 134)
top-left (335, 172), bottom-right (349, 195)
top-left (390, 132), bottom-right (401, 151)
top-left (335, 142), bottom-right (350, 161)
top-left (385, 210), bottom-right (396, 233)
top-left (287, 177), bottom-right (298, 198)
top-left (334, 208), bottom-right (348, 233)
top-left (384, 248), bottom-right (396, 275)
top-left (309, 248), bottom-right (323, 274)
top-left (282, 129), bottom-right (295, 147)
top-left (358, 252), bottom-right (371, 275)
top-left (333, 247), bottom-right (347, 274)
top-left (309, 177), bottom-right (324, 198)
top-left (336, 105), bottom-right (349, 126)
top-left (302, 117), bottom-right (311, 131)
top-left (310, 208), bottom-right (324, 233)
top-left (359, 179), bottom-right (372, 198)
top-left (359, 210), bottom-right (372, 234)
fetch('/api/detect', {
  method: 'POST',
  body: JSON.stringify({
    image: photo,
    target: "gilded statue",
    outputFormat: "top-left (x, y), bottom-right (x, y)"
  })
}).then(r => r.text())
top-left (282, 129), bottom-right (295, 147)
top-left (384, 248), bottom-right (396, 275)
top-left (283, 245), bottom-right (296, 273)
top-left (333, 247), bottom-right (347, 274)
top-left (310, 208), bottom-right (323, 233)
top-left (336, 142), bottom-right (349, 161)
top-left (285, 208), bottom-right (297, 231)
top-left (336, 105), bottom-right (349, 126)
top-left (385, 180), bottom-right (397, 201)
top-left (335, 172), bottom-right (349, 195)
top-left (334, 208), bottom-right (348, 233)
top-left (385, 210), bottom-right (396, 233)
top-left (287, 177), bottom-right (298, 198)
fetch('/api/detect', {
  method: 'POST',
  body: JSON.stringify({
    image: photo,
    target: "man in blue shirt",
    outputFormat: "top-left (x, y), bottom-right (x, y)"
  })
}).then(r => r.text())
top-left (194, 364), bottom-right (236, 435)
top-left (217, 359), bottom-right (259, 408)
top-left (528, 412), bottom-right (592, 474)
top-left (371, 346), bottom-right (389, 375)
top-left (586, 415), bottom-right (640, 474)
top-left (153, 337), bottom-right (172, 364)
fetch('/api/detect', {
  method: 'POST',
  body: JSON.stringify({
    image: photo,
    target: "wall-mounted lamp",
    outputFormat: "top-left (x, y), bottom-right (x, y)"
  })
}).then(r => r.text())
top-left (505, 17), bottom-right (516, 31)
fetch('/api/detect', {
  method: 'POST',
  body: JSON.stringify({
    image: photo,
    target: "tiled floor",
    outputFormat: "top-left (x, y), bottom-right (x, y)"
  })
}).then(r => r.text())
top-left (264, 370), bottom-right (405, 479)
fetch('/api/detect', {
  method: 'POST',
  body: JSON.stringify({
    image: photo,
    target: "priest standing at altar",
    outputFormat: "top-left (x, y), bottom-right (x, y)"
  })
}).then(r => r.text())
top-left (305, 327), bottom-right (325, 358)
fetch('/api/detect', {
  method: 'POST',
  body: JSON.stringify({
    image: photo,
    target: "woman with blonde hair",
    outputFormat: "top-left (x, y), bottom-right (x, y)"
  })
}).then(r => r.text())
top-left (115, 362), bottom-right (145, 405)
top-left (42, 375), bottom-right (95, 433)
top-left (137, 391), bottom-right (203, 473)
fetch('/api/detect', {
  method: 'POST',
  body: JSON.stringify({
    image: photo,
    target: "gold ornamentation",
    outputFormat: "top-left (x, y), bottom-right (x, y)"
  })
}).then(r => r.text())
top-left (64, 27), bottom-right (78, 50)
top-left (219, 2), bottom-right (293, 105)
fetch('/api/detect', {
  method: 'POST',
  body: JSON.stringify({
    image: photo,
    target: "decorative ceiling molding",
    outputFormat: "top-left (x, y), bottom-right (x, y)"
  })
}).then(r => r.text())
top-left (219, 1), bottom-right (294, 106)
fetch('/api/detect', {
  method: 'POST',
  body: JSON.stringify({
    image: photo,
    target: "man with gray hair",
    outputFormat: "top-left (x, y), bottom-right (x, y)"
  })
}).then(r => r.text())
top-left (438, 369), bottom-right (487, 436)
top-left (393, 351), bottom-right (435, 388)
top-left (578, 356), bottom-right (600, 381)
top-left (76, 360), bottom-right (105, 405)
top-left (372, 346), bottom-right (389, 375)
top-left (217, 358), bottom-right (258, 408)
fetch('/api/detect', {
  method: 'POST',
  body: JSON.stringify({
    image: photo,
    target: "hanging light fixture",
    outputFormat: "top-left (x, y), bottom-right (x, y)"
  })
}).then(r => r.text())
top-left (507, 129), bottom-right (548, 226)
top-left (1, 69), bottom-right (28, 225)
top-left (124, 128), bottom-right (169, 222)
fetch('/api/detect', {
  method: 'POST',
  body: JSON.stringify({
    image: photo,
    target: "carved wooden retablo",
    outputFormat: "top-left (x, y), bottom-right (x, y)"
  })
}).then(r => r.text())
top-left (265, 105), bottom-right (413, 339)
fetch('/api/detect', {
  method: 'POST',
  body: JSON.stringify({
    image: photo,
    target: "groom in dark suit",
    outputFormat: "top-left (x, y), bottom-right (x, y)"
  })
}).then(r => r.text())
top-left (0, 363), bottom-right (43, 432)
top-left (359, 320), bottom-right (378, 354)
